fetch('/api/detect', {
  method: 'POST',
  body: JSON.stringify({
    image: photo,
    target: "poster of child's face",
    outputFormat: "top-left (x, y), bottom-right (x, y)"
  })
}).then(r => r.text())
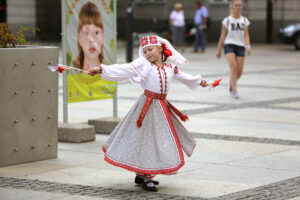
top-left (73, 2), bottom-right (104, 71)
top-left (64, 0), bottom-right (116, 103)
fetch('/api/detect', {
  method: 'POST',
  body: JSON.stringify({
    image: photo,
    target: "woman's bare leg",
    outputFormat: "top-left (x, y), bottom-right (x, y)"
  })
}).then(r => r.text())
top-left (236, 56), bottom-right (245, 80)
top-left (226, 53), bottom-right (238, 93)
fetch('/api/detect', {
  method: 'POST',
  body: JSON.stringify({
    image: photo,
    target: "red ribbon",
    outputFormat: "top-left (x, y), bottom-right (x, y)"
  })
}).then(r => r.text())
top-left (161, 43), bottom-right (172, 59)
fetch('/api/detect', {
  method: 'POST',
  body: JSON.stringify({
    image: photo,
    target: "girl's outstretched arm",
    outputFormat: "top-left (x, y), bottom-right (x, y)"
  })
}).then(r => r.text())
top-left (173, 67), bottom-right (208, 90)
top-left (87, 58), bottom-right (151, 81)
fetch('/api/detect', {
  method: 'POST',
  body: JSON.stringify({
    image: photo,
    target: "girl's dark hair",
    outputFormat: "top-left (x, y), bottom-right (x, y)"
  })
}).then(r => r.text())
top-left (73, 2), bottom-right (104, 69)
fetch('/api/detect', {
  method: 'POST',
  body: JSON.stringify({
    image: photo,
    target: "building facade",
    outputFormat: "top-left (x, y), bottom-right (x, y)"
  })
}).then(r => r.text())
top-left (117, 0), bottom-right (300, 43)
top-left (1, 0), bottom-right (300, 43)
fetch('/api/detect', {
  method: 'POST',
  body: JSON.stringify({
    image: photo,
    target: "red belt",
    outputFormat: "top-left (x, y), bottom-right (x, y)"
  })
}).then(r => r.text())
top-left (136, 90), bottom-right (189, 128)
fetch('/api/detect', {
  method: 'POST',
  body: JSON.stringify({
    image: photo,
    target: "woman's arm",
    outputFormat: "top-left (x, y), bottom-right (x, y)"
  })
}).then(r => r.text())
top-left (216, 24), bottom-right (227, 58)
top-left (244, 26), bottom-right (251, 55)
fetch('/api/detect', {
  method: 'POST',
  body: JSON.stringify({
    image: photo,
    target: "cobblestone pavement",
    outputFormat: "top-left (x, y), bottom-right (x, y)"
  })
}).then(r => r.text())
top-left (212, 176), bottom-right (300, 200)
top-left (1, 176), bottom-right (299, 200)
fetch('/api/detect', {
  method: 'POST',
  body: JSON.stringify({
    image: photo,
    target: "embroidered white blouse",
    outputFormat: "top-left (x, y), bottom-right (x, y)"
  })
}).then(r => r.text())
top-left (101, 58), bottom-right (203, 94)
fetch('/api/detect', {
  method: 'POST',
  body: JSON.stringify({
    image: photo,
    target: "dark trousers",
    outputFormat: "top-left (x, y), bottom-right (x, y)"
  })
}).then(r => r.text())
top-left (194, 24), bottom-right (207, 52)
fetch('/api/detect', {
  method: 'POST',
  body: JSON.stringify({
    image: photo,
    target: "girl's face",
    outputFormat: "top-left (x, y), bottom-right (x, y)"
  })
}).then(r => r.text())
top-left (231, 1), bottom-right (242, 15)
top-left (78, 24), bottom-right (103, 60)
top-left (143, 46), bottom-right (162, 63)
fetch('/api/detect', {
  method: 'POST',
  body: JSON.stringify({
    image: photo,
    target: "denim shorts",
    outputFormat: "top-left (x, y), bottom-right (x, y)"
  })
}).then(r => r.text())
top-left (224, 44), bottom-right (245, 57)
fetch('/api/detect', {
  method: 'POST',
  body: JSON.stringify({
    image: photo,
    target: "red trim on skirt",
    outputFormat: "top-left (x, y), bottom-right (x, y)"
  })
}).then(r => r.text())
top-left (169, 110), bottom-right (196, 157)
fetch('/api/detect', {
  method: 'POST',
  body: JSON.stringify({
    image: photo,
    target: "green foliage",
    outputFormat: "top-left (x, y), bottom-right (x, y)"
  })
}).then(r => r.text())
top-left (66, 49), bottom-right (72, 66)
top-left (109, 0), bottom-right (114, 13)
top-left (0, 23), bottom-right (40, 48)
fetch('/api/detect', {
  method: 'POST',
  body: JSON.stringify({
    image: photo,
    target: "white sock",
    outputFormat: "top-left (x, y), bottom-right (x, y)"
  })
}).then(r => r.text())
top-left (144, 178), bottom-right (155, 187)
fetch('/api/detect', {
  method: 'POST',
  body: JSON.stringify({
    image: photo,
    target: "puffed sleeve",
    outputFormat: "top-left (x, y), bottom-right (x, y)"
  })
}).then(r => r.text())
top-left (101, 58), bottom-right (151, 81)
top-left (173, 66), bottom-right (203, 90)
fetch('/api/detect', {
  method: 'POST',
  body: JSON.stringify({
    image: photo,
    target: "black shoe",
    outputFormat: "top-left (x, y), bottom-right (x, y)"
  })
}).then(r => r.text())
top-left (135, 176), bottom-right (159, 185)
top-left (134, 176), bottom-right (144, 185)
top-left (142, 181), bottom-right (158, 192)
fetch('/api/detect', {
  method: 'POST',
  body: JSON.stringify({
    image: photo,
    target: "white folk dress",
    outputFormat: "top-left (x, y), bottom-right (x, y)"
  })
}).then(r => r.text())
top-left (101, 58), bottom-right (202, 175)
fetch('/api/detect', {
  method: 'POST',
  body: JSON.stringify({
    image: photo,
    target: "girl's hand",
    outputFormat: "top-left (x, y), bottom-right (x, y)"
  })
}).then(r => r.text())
top-left (246, 47), bottom-right (251, 55)
top-left (87, 67), bottom-right (100, 76)
top-left (216, 50), bottom-right (221, 58)
top-left (200, 80), bottom-right (209, 87)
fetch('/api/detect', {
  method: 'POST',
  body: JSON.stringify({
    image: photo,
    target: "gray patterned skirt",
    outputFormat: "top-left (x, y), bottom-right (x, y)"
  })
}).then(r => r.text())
top-left (102, 94), bottom-right (196, 175)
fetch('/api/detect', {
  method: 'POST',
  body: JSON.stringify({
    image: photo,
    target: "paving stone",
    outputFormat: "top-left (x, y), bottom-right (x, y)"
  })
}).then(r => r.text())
top-left (88, 117), bottom-right (121, 135)
top-left (58, 123), bottom-right (95, 143)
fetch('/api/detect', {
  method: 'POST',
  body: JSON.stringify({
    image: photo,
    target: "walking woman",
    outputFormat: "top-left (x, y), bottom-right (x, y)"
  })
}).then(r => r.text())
top-left (169, 3), bottom-right (185, 52)
top-left (216, 0), bottom-right (251, 99)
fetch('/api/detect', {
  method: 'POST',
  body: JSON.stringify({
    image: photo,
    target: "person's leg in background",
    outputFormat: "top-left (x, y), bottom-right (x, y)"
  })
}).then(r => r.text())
top-left (193, 25), bottom-right (200, 52)
top-left (200, 28), bottom-right (207, 52)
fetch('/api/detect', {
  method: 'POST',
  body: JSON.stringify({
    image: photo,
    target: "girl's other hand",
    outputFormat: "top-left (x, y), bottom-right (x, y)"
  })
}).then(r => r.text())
top-left (216, 50), bottom-right (221, 58)
top-left (246, 47), bottom-right (251, 55)
top-left (87, 67), bottom-right (99, 76)
top-left (200, 80), bottom-right (209, 87)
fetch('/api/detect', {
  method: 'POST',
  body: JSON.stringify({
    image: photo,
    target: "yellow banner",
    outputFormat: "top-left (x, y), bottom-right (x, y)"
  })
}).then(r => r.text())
top-left (67, 73), bottom-right (116, 103)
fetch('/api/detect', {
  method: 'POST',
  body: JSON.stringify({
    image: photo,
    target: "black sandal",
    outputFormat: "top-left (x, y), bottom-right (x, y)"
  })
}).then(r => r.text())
top-left (134, 176), bottom-right (159, 185)
top-left (142, 181), bottom-right (158, 192)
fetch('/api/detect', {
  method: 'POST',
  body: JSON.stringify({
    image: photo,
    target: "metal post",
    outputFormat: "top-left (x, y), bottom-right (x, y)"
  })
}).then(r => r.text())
top-left (113, 0), bottom-right (118, 117)
top-left (126, 0), bottom-right (133, 62)
top-left (61, 0), bottom-right (68, 122)
top-left (266, 0), bottom-right (273, 43)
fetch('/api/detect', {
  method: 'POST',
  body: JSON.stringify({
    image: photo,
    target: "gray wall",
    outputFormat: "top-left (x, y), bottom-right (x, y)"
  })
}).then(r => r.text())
top-left (6, 0), bottom-right (61, 41)
top-left (7, 0), bottom-right (36, 39)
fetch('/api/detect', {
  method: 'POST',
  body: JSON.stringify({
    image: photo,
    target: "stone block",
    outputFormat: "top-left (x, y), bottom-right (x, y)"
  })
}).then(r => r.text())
top-left (88, 117), bottom-right (121, 135)
top-left (58, 123), bottom-right (95, 143)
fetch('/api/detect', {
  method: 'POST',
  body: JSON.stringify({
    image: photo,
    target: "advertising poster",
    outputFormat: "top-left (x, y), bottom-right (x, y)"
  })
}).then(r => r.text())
top-left (63, 0), bottom-right (116, 103)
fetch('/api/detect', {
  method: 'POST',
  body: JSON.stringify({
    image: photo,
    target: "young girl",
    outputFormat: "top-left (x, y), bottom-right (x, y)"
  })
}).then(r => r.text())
top-left (88, 35), bottom-right (209, 192)
top-left (73, 2), bottom-right (104, 71)
top-left (216, 0), bottom-right (251, 99)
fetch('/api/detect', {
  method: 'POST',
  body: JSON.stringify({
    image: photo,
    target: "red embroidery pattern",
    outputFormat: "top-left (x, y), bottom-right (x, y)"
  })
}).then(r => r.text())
top-left (174, 66), bottom-right (178, 75)
top-left (140, 37), bottom-right (148, 47)
top-left (156, 65), bottom-right (164, 94)
top-left (149, 36), bottom-right (158, 45)
top-left (140, 36), bottom-right (160, 48)
top-left (162, 64), bottom-right (167, 94)
top-left (164, 63), bottom-right (172, 68)
top-left (144, 90), bottom-right (167, 100)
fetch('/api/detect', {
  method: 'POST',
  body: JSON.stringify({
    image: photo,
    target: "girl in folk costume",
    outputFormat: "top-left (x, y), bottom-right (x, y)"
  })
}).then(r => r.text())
top-left (88, 35), bottom-right (209, 192)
